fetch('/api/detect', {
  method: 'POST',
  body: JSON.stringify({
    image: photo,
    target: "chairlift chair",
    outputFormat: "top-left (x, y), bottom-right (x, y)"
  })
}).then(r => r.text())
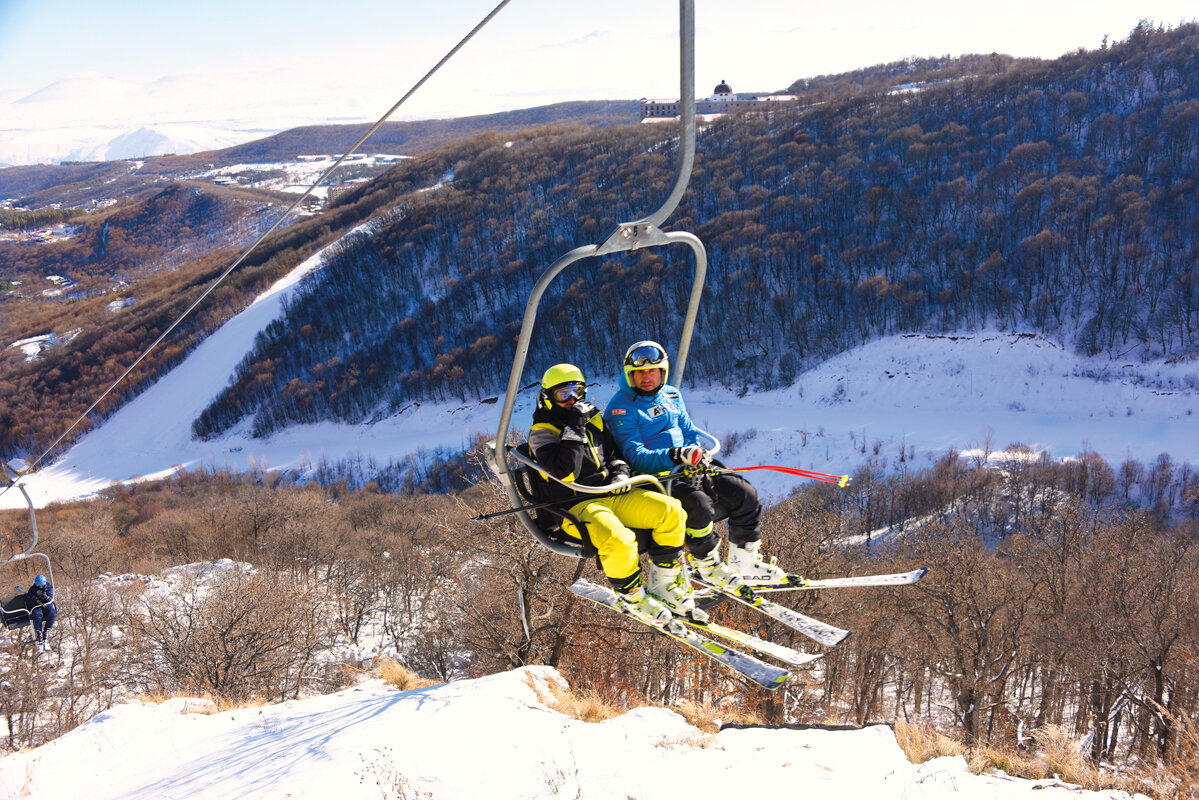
top-left (487, 0), bottom-right (721, 557)
top-left (1, 460), bottom-right (55, 633)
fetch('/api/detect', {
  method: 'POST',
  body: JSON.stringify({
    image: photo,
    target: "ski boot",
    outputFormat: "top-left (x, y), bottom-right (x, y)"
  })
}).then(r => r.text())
top-left (689, 549), bottom-right (752, 598)
top-left (647, 559), bottom-right (708, 623)
top-left (617, 585), bottom-right (676, 629)
top-left (727, 540), bottom-right (793, 586)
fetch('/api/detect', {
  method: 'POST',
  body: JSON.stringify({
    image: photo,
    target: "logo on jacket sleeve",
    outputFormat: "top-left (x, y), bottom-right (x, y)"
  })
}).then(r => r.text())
top-left (648, 406), bottom-right (665, 418)
top-left (610, 408), bottom-right (626, 415)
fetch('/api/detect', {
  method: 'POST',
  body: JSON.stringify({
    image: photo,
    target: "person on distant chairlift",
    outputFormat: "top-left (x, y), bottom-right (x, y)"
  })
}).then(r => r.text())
top-left (604, 340), bottom-right (787, 588)
top-left (528, 363), bottom-right (707, 626)
top-left (16, 574), bottom-right (56, 651)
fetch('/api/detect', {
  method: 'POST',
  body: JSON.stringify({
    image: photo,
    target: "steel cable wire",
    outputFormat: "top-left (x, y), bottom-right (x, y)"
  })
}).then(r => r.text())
top-left (4, 0), bottom-right (514, 496)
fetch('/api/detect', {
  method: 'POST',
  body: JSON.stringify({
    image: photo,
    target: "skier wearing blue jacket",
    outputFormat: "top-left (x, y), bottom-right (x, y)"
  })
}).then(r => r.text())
top-left (604, 341), bottom-right (787, 587)
top-left (17, 574), bottom-right (56, 651)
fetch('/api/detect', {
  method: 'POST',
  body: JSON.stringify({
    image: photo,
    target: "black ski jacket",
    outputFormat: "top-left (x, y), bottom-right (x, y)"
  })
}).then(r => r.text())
top-left (528, 401), bottom-right (630, 503)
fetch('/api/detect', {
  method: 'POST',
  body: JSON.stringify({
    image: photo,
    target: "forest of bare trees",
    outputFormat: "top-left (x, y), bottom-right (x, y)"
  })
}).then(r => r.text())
top-left (2, 445), bottom-right (1195, 793)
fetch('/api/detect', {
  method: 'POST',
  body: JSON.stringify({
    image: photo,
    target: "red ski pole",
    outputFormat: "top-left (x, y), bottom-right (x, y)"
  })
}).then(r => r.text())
top-left (729, 465), bottom-right (851, 488)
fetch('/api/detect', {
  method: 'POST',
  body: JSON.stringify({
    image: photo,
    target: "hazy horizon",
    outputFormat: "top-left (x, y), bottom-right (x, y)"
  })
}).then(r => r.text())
top-left (2, 0), bottom-right (1195, 166)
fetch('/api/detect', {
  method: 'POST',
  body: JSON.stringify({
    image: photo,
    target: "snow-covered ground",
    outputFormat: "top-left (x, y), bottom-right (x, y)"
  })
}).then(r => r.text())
top-left (195, 153), bottom-right (411, 198)
top-left (0, 665), bottom-right (1142, 800)
top-left (7, 333), bottom-right (57, 362)
top-left (3, 220), bottom-right (1197, 509)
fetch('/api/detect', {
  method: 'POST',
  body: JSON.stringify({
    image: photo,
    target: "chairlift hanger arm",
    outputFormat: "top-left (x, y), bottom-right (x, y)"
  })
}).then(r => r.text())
top-left (633, 0), bottom-right (695, 230)
top-left (490, 1), bottom-right (702, 557)
top-left (0, 471), bottom-right (54, 596)
top-left (1, 467), bottom-right (41, 564)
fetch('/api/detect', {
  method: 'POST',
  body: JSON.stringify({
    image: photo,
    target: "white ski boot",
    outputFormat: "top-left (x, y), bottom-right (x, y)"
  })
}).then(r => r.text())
top-left (727, 540), bottom-right (790, 585)
top-left (689, 550), bottom-right (750, 597)
top-left (617, 585), bottom-right (676, 628)
top-left (647, 560), bottom-right (708, 623)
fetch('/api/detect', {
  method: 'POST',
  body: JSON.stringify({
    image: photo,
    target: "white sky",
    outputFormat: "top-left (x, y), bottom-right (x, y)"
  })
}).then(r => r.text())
top-left (2, 0), bottom-right (1196, 128)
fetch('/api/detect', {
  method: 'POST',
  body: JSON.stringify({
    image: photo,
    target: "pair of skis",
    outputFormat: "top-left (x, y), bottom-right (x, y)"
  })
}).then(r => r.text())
top-left (569, 579), bottom-right (792, 690)
top-left (568, 567), bottom-right (927, 691)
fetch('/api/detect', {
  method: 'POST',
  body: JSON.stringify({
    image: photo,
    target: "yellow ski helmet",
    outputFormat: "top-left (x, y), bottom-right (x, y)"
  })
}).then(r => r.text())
top-left (622, 341), bottom-right (669, 389)
top-left (539, 363), bottom-right (587, 409)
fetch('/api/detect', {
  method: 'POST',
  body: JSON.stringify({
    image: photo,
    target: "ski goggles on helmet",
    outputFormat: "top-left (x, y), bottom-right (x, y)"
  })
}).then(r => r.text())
top-left (624, 344), bottom-right (666, 369)
top-left (551, 382), bottom-right (585, 403)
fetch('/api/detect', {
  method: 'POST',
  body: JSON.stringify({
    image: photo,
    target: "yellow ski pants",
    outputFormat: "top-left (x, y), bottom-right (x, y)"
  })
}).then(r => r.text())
top-left (560, 489), bottom-right (686, 582)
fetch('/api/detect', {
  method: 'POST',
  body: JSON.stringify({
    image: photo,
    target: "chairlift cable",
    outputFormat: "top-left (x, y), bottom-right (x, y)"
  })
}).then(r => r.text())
top-left (4, 0), bottom-right (515, 494)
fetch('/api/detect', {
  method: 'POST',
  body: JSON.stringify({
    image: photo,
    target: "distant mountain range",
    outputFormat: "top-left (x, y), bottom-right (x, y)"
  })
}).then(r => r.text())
top-left (0, 72), bottom-right (640, 170)
top-left (0, 101), bottom-right (638, 206)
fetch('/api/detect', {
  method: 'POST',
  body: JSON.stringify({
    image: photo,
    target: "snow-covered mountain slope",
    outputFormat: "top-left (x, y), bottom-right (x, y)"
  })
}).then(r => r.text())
top-left (0, 666), bottom-right (1138, 800)
top-left (691, 332), bottom-right (1199, 496)
top-left (4, 228), bottom-right (1196, 510)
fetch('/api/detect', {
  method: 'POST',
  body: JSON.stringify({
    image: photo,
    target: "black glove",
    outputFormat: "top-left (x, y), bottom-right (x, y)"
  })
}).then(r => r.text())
top-left (669, 446), bottom-right (705, 467)
top-left (563, 401), bottom-right (594, 431)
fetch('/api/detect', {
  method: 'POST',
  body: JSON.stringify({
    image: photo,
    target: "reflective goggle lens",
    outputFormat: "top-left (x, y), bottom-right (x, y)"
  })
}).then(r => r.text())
top-left (552, 383), bottom-right (584, 402)
top-left (625, 344), bottom-right (666, 368)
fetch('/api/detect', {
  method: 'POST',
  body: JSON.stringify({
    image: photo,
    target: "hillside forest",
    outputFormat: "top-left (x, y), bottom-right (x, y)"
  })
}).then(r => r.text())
top-left (1, 24), bottom-right (1197, 464)
top-left (188, 23), bottom-right (1199, 442)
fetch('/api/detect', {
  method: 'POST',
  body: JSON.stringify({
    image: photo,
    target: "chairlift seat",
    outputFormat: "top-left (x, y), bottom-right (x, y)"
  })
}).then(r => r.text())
top-left (515, 443), bottom-right (679, 560)
top-left (1, 594), bottom-right (31, 630)
top-left (512, 443), bottom-right (599, 557)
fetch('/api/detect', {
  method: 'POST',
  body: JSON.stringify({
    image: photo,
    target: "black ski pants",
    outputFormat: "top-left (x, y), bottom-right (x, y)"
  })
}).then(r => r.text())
top-left (670, 471), bottom-right (761, 554)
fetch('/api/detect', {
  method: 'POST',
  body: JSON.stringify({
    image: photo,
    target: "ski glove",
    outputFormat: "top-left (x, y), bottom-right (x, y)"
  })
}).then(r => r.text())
top-left (608, 462), bottom-right (633, 494)
top-left (563, 401), bottom-right (595, 432)
top-left (669, 446), bottom-right (708, 467)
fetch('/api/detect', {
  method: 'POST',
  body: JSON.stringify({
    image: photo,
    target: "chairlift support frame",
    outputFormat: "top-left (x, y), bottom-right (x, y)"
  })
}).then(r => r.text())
top-left (491, 0), bottom-right (709, 556)
top-left (1, 463), bottom-right (54, 632)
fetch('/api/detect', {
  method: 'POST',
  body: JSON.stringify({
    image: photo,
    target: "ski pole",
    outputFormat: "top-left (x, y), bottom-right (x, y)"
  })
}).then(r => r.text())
top-left (728, 465), bottom-right (851, 487)
top-left (471, 498), bottom-right (573, 521)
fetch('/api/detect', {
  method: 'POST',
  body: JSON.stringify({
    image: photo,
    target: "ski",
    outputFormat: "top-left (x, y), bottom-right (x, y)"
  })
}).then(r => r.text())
top-left (680, 617), bottom-right (823, 668)
top-left (744, 567), bottom-right (929, 594)
top-left (569, 579), bottom-right (789, 691)
top-left (691, 578), bottom-right (852, 648)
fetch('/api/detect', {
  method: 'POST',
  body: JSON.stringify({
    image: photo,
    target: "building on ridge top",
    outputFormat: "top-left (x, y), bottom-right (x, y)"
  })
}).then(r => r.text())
top-left (640, 79), bottom-right (797, 121)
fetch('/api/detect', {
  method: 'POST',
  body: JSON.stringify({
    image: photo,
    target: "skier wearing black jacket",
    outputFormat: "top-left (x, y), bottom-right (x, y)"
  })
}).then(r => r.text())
top-left (528, 363), bottom-right (706, 625)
